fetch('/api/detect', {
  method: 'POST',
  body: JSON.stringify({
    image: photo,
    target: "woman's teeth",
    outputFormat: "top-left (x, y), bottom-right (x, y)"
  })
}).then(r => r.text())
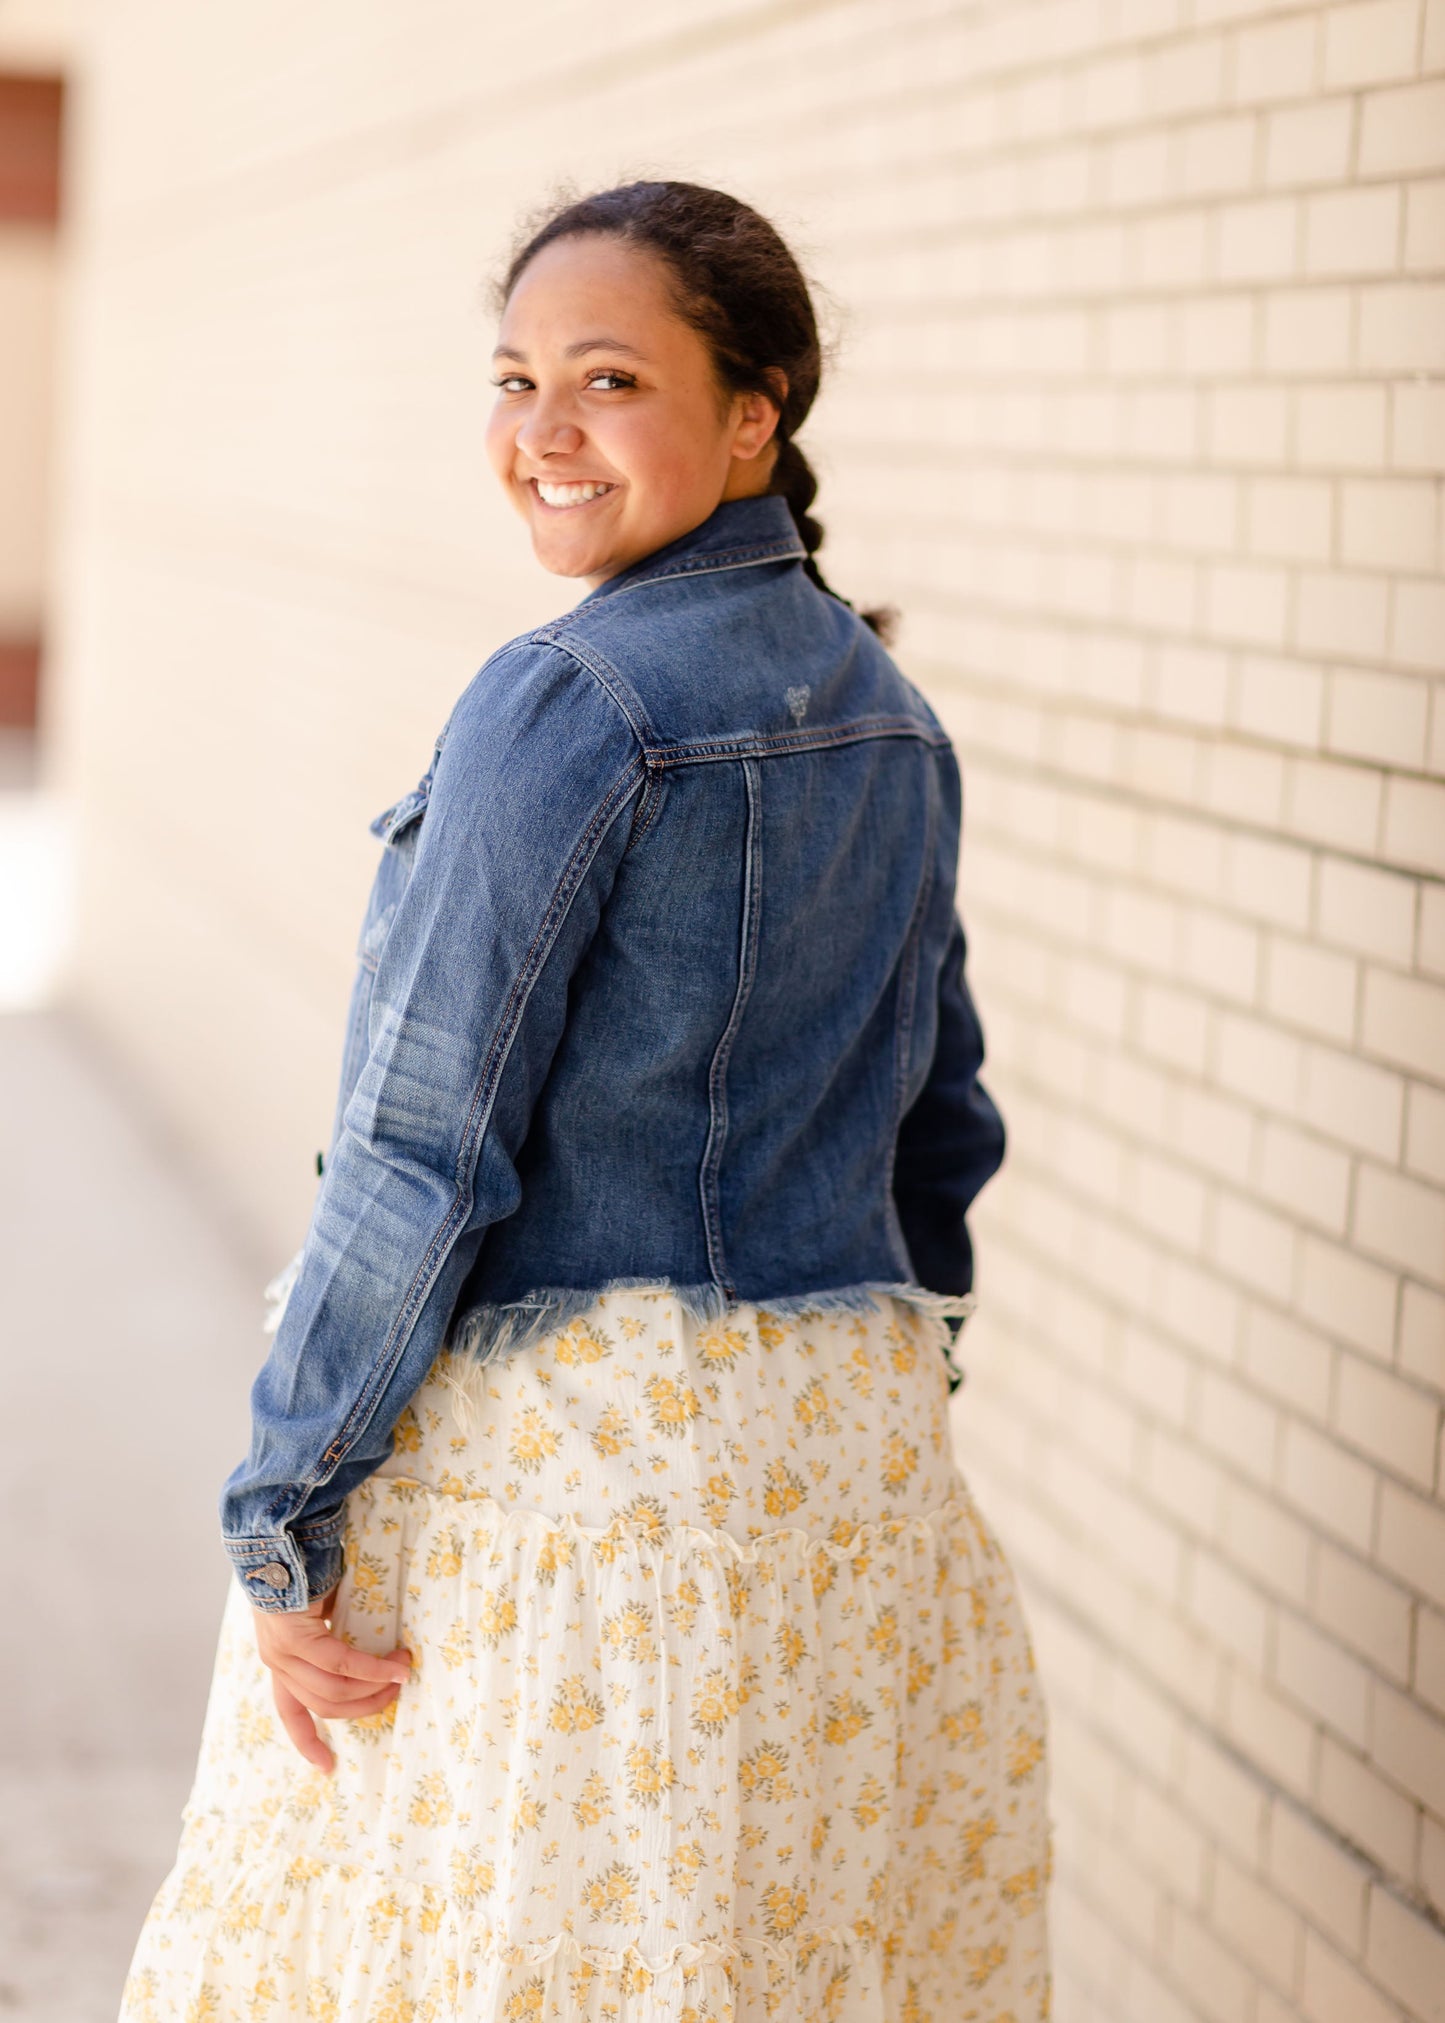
top-left (534, 479), bottom-right (616, 508)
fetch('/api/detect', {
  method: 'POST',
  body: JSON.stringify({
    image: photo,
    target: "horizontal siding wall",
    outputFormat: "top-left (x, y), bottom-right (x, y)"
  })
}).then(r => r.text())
top-left (49, 3), bottom-right (1444, 2017)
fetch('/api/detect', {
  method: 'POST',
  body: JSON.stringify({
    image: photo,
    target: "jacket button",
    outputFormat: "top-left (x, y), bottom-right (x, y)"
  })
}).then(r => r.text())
top-left (255, 1562), bottom-right (291, 1588)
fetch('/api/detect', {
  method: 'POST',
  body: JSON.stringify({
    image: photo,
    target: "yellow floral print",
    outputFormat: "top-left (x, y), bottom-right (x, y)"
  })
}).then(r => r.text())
top-left (118, 1288), bottom-right (1051, 2020)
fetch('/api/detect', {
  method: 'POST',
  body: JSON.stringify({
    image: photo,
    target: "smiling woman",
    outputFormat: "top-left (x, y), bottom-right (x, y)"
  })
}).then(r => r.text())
top-left (117, 179), bottom-right (1050, 2023)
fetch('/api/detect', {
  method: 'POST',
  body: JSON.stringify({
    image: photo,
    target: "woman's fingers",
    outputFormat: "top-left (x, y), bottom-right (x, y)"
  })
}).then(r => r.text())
top-left (297, 1683), bottom-right (398, 1715)
top-left (307, 1636), bottom-right (412, 1685)
top-left (274, 1653), bottom-right (401, 1715)
top-left (272, 1650), bottom-right (403, 1705)
top-left (271, 1676), bottom-right (335, 1774)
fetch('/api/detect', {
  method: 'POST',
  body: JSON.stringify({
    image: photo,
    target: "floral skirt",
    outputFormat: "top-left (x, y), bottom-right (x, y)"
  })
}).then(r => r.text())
top-left (119, 1286), bottom-right (1053, 2021)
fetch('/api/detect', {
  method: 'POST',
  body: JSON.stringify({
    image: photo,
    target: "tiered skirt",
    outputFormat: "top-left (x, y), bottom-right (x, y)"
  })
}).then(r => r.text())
top-left (119, 1285), bottom-right (1052, 2020)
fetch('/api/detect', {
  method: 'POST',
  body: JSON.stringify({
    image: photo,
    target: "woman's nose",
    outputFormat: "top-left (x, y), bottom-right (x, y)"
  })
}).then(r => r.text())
top-left (515, 399), bottom-right (584, 461)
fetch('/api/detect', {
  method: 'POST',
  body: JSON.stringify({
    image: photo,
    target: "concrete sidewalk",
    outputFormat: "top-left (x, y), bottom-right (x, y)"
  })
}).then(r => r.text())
top-left (1, 1006), bottom-right (275, 2020)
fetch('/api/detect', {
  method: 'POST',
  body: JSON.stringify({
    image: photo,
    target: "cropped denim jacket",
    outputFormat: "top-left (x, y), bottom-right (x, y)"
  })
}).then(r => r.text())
top-left (221, 491), bottom-right (1007, 1611)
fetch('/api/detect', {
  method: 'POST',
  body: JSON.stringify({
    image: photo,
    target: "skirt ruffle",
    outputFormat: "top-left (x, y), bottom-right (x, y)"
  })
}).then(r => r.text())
top-left (120, 1289), bottom-right (1051, 2021)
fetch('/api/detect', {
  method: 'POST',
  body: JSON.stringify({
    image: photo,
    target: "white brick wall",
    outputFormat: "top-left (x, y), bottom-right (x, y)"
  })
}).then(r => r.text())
top-left (46, 2), bottom-right (1444, 2016)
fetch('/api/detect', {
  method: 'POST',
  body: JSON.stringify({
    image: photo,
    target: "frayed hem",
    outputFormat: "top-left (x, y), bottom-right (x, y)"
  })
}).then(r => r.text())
top-left (442, 1274), bottom-right (977, 1369)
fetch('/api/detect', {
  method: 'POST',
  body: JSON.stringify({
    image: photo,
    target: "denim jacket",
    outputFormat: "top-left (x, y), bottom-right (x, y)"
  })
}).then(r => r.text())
top-left (221, 491), bottom-right (1007, 1611)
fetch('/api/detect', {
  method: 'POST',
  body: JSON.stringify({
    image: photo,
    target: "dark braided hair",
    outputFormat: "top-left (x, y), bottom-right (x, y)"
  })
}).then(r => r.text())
top-left (489, 179), bottom-right (900, 646)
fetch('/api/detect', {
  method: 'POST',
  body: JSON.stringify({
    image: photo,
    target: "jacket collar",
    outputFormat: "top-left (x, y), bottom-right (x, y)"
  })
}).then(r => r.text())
top-left (576, 491), bottom-right (808, 605)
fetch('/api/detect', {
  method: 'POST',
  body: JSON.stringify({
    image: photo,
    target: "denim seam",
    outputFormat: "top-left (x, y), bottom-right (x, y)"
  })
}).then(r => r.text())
top-left (570, 540), bottom-right (807, 603)
top-left (266, 760), bottom-right (646, 1525)
top-left (884, 773), bottom-right (939, 1268)
top-left (698, 757), bottom-right (762, 1297)
top-left (643, 719), bottom-right (950, 767)
top-left (626, 761), bottom-right (666, 852)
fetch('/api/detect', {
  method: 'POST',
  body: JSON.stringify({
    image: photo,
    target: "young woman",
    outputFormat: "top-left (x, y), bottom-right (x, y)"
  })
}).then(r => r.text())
top-left (119, 179), bottom-right (1052, 2022)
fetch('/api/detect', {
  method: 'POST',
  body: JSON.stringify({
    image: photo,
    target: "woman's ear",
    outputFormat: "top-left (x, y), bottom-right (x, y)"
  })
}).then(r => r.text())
top-left (734, 377), bottom-right (786, 462)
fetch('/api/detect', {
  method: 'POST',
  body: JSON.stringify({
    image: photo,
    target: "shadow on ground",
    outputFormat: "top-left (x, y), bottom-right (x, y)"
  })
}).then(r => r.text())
top-left (0, 1007), bottom-right (270, 2019)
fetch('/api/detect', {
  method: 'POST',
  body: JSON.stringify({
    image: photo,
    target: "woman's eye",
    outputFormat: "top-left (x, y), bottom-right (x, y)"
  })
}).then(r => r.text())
top-left (488, 370), bottom-right (635, 394)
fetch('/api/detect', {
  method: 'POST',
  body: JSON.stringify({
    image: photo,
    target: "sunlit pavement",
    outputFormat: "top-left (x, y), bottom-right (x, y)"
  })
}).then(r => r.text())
top-left (0, 733), bottom-right (271, 2018)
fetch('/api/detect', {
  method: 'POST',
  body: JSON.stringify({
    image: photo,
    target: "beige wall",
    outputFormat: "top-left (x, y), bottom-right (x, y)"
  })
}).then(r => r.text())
top-left (46, 3), bottom-right (1445, 2017)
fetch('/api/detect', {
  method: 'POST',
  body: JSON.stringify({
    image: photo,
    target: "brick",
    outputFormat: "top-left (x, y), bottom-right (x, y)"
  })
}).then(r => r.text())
top-left (1317, 1736), bottom-right (1419, 1873)
top-left (1303, 185), bottom-right (1402, 278)
top-left (1298, 1230), bottom-right (1401, 1360)
top-left (1211, 1846), bottom-right (1308, 1981)
top-left (1209, 385), bottom-right (1291, 465)
top-left (1327, 667), bottom-right (1430, 767)
top-left (1160, 473), bottom-right (1240, 553)
top-left (1264, 935), bottom-right (1359, 1044)
top-left (1180, 111), bottom-right (1261, 196)
top-left (1286, 753), bottom-right (1383, 855)
top-left (1189, 1543), bottom-right (1271, 1662)
top-left (1392, 384), bottom-right (1445, 475)
top-left (1180, 292), bottom-right (1257, 376)
top-left (1246, 476), bottom-right (1332, 560)
top-left (1263, 98), bottom-right (1354, 185)
top-left (1340, 477), bottom-right (1439, 571)
top-left (1224, 828), bottom-right (1314, 929)
top-left (1317, 856), bottom-right (1416, 964)
top-left (1301, 1927), bottom-right (1408, 2023)
top-left (1258, 1113), bottom-right (1353, 1228)
top-left (1269, 1804), bottom-right (1370, 1948)
top-left (1222, 1666), bottom-right (1311, 1796)
top-left (1264, 286), bottom-right (1354, 373)
top-left (1233, 653), bottom-right (1326, 747)
top-left (1323, 0), bottom-right (1424, 88)
top-left (1297, 383), bottom-right (1388, 471)
top-left (1281, 1418), bottom-right (1377, 1546)
top-left (1206, 734), bottom-right (1290, 824)
top-left (1276, 1610), bottom-right (1371, 1744)
top-left (1148, 32), bottom-right (1229, 117)
top-left (1421, 1604), bottom-right (1445, 1716)
top-left (1380, 1479), bottom-right (1445, 1608)
top-left (1392, 578), bottom-right (1445, 671)
top-left (1218, 195), bottom-right (1300, 280)
top-left (1217, 1008), bottom-right (1305, 1109)
top-left (1360, 958), bottom-right (1440, 1084)
top-left (1382, 776), bottom-right (1445, 879)
top-left (1206, 560), bottom-right (1290, 646)
top-left (1335, 1351), bottom-right (1441, 1487)
top-left (1423, 882), bottom-right (1445, 978)
top-left (1359, 79), bottom-right (1445, 176)
top-left (1400, 1280), bottom-right (1445, 1392)
top-left (1365, 1875), bottom-right (1445, 2018)
top-left (1157, 641), bottom-right (1232, 724)
top-left (1297, 569), bottom-right (1391, 659)
top-left (1240, 1303), bottom-right (1333, 1418)
top-left (1407, 1080), bottom-right (1445, 1186)
top-left (1199, 1364), bottom-right (1283, 1483)
top-left (1355, 1160), bottom-right (1445, 1281)
top-left (1358, 283), bottom-right (1445, 371)
top-left (1428, 0), bottom-right (1445, 65)
top-left (1405, 178), bottom-right (1445, 272)
top-left (1233, 15), bottom-right (1320, 106)
top-left (1315, 1538), bottom-right (1413, 1679)
top-left (1301, 1039), bottom-right (1404, 1161)
top-left (1214, 1187), bottom-right (1299, 1300)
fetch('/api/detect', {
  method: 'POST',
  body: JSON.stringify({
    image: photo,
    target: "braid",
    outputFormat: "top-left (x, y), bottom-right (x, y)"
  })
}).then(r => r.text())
top-left (771, 432), bottom-right (899, 646)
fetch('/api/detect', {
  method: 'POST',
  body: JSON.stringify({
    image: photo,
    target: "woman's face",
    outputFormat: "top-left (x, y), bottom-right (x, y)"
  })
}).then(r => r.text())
top-left (486, 233), bottom-right (783, 591)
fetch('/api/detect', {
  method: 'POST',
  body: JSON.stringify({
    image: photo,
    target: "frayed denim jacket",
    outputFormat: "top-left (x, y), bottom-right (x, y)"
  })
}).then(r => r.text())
top-left (221, 491), bottom-right (1007, 1611)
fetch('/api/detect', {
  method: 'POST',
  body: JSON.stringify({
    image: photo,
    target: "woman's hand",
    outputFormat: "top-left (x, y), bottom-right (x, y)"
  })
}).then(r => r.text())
top-left (252, 1581), bottom-right (412, 1774)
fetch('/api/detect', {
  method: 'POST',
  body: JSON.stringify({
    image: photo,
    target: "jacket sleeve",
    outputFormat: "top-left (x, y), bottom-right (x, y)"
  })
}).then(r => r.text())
top-left (892, 904), bottom-right (1007, 1342)
top-left (219, 640), bottom-right (645, 1611)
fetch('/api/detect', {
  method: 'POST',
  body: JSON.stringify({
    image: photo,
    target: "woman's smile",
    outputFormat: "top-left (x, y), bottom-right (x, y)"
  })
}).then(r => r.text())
top-left (529, 476), bottom-right (619, 511)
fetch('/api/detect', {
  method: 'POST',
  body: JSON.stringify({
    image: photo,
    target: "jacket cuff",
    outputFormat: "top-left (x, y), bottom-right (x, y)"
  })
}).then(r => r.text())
top-left (223, 1510), bottom-right (347, 1613)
